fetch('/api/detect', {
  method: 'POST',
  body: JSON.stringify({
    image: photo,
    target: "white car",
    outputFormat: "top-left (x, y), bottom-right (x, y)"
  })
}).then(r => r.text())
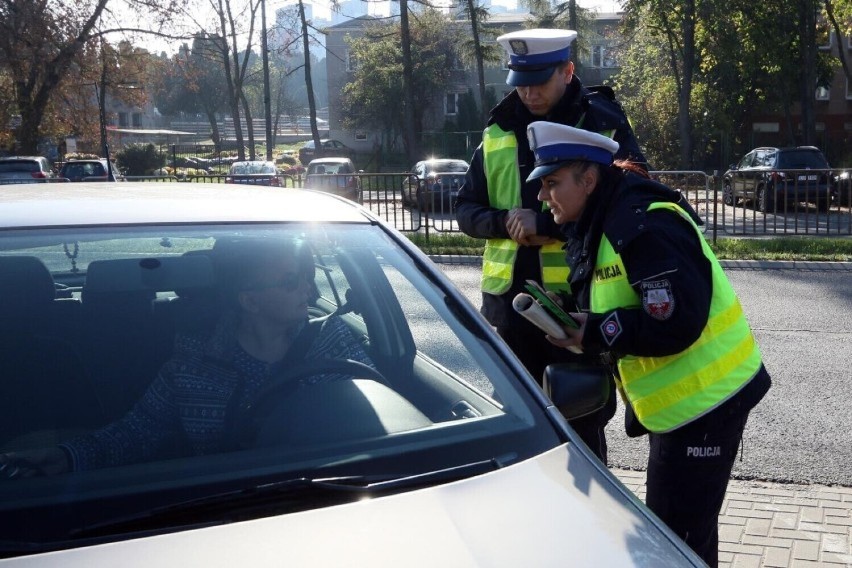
top-left (0, 182), bottom-right (703, 566)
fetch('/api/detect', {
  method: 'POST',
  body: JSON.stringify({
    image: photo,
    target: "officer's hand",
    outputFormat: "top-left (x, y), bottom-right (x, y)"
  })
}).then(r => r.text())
top-left (0, 448), bottom-right (70, 479)
top-left (506, 209), bottom-right (556, 246)
top-left (545, 312), bottom-right (588, 352)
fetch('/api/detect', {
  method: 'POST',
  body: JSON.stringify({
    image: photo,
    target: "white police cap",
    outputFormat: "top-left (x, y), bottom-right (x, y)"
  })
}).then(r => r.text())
top-left (526, 121), bottom-right (620, 181)
top-left (496, 29), bottom-right (578, 86)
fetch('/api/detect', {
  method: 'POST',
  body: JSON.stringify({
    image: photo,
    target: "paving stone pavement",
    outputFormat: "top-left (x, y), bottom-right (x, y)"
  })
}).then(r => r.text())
top-left (613, 469), bottom-right (852, 567)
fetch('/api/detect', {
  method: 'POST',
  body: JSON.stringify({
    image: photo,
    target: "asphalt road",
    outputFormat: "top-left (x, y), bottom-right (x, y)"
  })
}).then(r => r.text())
top-left (436, 261), bottom-right (852, 488)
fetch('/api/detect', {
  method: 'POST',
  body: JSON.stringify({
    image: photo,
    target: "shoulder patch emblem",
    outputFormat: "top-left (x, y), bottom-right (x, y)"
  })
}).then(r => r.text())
top-left (600, 312), bottom-right (622, 347)
top-left (641, 279), bottom-right (675, 320)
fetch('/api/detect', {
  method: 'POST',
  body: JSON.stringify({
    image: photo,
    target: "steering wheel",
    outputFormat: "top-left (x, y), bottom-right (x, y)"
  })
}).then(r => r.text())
top-left (233, 359), bottom-right (390, 447)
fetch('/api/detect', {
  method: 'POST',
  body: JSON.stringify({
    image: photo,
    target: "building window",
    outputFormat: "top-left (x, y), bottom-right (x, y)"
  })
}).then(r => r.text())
top-left (591, 45), bottom-right (618, 68)
top-left (346, 50), bottom-right (358, 72)
top-left (817, 26), bottom-right (832, 50)
top-left (446, 93), bottom-right (460, 116)
top-left (132, 113), bottom-right (142, 128)
top-left (118, 112), bottom-right (129, 127)
top-left (815, 85), bottom-right (830, 101)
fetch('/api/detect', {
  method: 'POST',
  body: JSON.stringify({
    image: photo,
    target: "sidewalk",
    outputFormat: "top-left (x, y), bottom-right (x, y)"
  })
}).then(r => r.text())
top-left (613, 469), bottom-right (852, 567)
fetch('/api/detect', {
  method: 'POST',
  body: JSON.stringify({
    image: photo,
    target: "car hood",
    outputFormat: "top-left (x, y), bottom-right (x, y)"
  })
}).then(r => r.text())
top-left (9, 445), bottom-right (699, 567)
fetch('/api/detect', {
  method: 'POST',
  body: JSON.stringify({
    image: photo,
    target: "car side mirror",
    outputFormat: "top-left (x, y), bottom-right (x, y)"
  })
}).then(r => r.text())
top-left (543, 363), bottom-right (611, 421)
top-left (729, 164), bottom-right (737, 171)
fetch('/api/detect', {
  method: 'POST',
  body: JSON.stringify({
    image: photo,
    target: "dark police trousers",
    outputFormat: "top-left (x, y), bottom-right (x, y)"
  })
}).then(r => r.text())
top-left (644, 398), bottom-right (751, 568)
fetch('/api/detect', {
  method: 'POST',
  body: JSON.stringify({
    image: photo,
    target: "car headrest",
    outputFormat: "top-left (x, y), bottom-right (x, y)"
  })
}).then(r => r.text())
top-left (0, 256), bottom-right (56, 320)
top-left (82, 255), bottom-right (215, 300)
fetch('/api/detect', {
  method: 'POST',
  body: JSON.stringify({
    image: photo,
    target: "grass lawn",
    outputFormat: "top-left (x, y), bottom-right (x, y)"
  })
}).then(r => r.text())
top-left (406, 234), bottom-right (852, 262)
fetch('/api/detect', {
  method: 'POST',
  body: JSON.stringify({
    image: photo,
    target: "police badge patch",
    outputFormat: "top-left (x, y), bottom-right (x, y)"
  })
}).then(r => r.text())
top-left (641, 279), bottom-right (675, 320)
top-left (508, 39), bottom-right (529, 55)
top-left (600, 312), bottom-right (622, 347)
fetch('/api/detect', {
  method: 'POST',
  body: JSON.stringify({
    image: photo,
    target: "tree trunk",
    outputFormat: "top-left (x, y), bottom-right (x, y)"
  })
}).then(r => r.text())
top-left (677, 0), bottom-right (695, 168)
top-left (299, 0), bottom-right (321, 152)
top-left (242, 94), bottom-right (256, 160)
top-left (798, 0), bottom-right (818, 146)
top-left (399, 0), bottom-right (418, 163)
top-left (466, 0), bottom-right (488, 124)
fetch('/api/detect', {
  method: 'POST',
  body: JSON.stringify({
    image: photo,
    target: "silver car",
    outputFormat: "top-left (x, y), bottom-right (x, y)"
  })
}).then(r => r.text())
top-left (0, 156), bottom-right (55, 184)
top-left (0, 182), bottom-right (702, 566)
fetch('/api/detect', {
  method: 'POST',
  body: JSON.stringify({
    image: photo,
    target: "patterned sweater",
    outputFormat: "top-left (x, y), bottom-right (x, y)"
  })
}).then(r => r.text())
top-left (62, 315), bottom-right (372, 470)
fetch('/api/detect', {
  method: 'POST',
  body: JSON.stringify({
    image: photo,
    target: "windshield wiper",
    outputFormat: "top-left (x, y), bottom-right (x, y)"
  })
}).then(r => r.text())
top-left (70, 458), bottom-right (504, 540)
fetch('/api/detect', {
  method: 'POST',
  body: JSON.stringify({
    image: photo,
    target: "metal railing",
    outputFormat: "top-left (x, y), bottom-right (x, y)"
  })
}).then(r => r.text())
top-left (105, 169), bottom-right (852, 240)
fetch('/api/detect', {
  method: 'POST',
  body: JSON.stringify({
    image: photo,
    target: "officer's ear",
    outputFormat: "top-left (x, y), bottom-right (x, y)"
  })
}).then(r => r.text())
top-left (559, 61), bottom-right (575, 84)
top-left (582, 165), bottom-right (599, 195)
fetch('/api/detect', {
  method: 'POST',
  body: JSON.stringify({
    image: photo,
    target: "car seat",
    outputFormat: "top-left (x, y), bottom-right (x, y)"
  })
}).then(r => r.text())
top-left (0, 256), bottom-right (105, 450)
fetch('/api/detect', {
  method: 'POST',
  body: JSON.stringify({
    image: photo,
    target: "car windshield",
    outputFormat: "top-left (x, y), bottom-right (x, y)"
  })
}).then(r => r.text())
top-left (231, 163), bottom-right (275, 174)
top-left (776, 150), bottom-right (829, 169)
top-left (0, 223), bottom-right (557, 554)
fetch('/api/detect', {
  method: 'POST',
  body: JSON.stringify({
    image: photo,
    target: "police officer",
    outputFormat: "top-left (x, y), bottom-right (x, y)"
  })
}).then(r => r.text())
top-left (455, 28), bottom-right (646, 462)
top-left (526, 121), bottom-right (772, 567)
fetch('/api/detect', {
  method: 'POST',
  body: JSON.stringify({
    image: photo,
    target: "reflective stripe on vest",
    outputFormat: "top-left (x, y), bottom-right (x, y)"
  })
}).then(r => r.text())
top-left (480, 124), bottom-right (569, 294)
top-left (590, 201), bottom-right (763, 433)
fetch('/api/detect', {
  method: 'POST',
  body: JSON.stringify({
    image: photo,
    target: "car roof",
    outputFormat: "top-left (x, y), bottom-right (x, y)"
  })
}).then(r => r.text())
top-left (0, 182), bottom-right (373, 228)
top-left (308, 157), bottom-right (352, 164)
top-left (0, 156), bottom-right (47, 161)
top-left (750, 146), bottom-right (823, 152)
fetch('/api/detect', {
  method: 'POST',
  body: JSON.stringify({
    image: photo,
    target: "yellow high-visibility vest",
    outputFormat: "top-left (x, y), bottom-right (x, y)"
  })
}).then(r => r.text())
top-left (480, 124), bottom-right (569, 295)
top-left (590, 201), bottom-right (763, 432)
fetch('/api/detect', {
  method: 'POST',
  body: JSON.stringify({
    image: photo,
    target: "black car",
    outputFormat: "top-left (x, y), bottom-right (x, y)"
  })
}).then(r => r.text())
top-left (298, 139), bottom-right (355, 165)
top-left (723, 146), bottom-right (834, 212)
top-left (58, 159), bottom-right (121, 182)
top-left (402, 158), bottom-right (469, 212)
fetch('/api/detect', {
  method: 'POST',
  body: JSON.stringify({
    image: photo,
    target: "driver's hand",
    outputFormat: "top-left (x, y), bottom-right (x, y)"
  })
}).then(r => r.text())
top-left (0, 447), bottom-right (70, 479)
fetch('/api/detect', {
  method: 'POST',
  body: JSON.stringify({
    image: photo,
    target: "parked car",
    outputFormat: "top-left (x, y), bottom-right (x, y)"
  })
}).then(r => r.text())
top-left (0, 182), bottom-right (703, 567)
top-left (58, 158), bottom-right (122, 182)
top-left (402, 158), bottom-right (469, 212)
top-left (298, 139), bottom-right (355, 164)
top-left (834, 170), bottom-right (851, 206)
top-left (0, 156), bottom-right (55, 184)
top-left (225, 160), bottom-right (282, 186)
top-left (304, 157), bottom-right (361, 201)
top-left (722, 146), bottom-right (835, 212)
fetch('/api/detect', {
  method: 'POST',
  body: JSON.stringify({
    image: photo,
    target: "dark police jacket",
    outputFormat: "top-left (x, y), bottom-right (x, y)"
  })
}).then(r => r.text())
top-left (562, 170), bottom-right (771, 436)
top-left (455, 76), bottom-right (646, 328)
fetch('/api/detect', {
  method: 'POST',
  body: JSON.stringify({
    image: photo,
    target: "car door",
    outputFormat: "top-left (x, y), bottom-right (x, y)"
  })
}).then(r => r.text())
top-left (733, 150), bottom-right (757, 200)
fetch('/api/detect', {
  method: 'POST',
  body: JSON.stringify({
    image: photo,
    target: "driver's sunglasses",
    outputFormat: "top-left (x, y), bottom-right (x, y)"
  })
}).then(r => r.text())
top-left (244, 271), bottom-right (311, 293)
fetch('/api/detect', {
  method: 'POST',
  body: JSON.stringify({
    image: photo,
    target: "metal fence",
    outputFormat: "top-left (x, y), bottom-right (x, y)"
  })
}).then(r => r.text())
top-left (10, 168), bottom-right (850, 241)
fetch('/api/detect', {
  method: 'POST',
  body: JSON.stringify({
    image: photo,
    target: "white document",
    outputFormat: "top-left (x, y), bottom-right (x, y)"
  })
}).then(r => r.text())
top-left (512, 293), bottom-right (582, 354)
